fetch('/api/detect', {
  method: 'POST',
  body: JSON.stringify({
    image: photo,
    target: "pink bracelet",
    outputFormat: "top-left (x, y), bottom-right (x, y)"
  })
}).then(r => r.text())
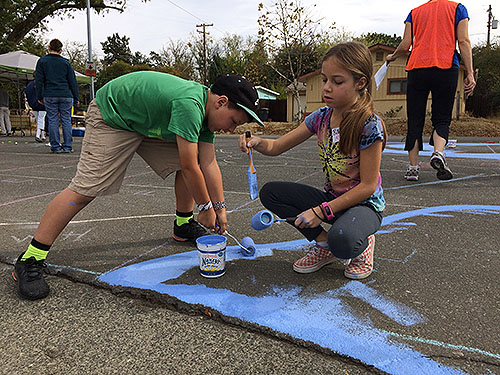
top-left (320, 202), bottom-right (335, 220)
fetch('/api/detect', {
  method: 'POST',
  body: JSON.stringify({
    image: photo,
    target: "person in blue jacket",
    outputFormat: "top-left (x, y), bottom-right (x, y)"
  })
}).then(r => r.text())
top-left (25, 77), bottom-right (47, 142)
top-left (35, 39), bottom-right (79, 153)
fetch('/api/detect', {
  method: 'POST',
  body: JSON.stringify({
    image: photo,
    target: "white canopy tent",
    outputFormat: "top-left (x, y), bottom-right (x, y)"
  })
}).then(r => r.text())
top-left (0, 50), bottom-right (90, 83)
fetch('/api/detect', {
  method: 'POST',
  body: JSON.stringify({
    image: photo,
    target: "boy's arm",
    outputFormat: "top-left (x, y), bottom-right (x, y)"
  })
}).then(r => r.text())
top-left (176, 135), bottom-right (216, 229)
top-left (198, 141), bottom-right (227, 233)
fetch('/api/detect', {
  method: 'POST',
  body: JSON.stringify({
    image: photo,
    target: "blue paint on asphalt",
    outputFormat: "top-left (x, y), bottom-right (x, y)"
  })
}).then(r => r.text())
top-left (381, 205), bottom-right (500, 234)
top-left (384, 142), bottom-right (500, 159)
top-left (98, 205), bottom-right (500, 375)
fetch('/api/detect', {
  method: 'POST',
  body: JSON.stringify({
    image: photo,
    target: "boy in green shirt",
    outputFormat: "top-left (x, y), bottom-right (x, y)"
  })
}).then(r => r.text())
top-left (12, 71), bottom-right (264, 300)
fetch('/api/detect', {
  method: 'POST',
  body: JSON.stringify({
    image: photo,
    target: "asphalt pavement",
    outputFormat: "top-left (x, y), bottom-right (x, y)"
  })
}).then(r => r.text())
top-left (1, 132), bottom-right (499, 375)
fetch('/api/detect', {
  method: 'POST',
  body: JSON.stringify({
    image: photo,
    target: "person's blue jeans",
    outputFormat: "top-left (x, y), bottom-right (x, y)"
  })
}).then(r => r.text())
top-left (44, 97), bottom-right (74, 152)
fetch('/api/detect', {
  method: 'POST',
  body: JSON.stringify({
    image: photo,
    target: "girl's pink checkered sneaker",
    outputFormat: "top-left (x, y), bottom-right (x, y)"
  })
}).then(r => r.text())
top-left (344, 234), bottom-right (375, 279)
top-left (293, 244), bottom-right (335, 273)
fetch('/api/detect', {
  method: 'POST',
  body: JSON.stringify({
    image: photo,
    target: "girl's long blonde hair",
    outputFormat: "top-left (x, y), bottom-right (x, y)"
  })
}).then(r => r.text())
top-left (322, 42), bottom-right (387, 154)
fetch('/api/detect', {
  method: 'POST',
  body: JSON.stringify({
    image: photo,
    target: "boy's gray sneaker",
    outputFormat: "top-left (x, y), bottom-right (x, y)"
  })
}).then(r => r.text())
top-left (12, 255), bottom-right (49, 300)
top-left (430, 151), bottom-right (453, 180)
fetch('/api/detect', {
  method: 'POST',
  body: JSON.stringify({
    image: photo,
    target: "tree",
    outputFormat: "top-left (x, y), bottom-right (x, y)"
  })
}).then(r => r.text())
top-left (466, 43), bottom-right (500, 117)
top-left (0, 0), bottom-right (149, 53)
top-left (187, 31), bottom-right (213, 83)
top-left (65, 41), bottom-right (99, 73)
top-left (149, 39), bottom-right (194, 80)
top-left (16, 33), bottom-right (47, 56)
top-left (258, 0), bottom-right (328, 122)
top-left (101, 33), bottom-right (133, 65)
top-left (208, 35), bottom-right (252, 81)
top-left (355, 32), bottom-right (402, 48)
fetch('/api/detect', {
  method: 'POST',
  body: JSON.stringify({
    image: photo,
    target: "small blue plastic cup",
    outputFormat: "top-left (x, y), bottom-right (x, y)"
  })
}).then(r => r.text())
top-left (250, 210), bottom-right (275, 231)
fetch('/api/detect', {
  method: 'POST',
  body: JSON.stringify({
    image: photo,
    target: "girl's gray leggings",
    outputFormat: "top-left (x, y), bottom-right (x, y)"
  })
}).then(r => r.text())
top-left (259, 181), bottom-right (383, 259)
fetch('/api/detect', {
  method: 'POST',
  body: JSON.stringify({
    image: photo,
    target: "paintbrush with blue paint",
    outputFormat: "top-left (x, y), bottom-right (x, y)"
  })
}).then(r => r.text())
top-left (245, 131), bottom-right (258, 200)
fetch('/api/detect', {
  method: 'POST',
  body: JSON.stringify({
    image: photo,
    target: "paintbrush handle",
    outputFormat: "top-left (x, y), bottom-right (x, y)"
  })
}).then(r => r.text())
top-left (245, 131), bottom-right (256, 173)
top-left (274, 217), bottom-right (297, 224)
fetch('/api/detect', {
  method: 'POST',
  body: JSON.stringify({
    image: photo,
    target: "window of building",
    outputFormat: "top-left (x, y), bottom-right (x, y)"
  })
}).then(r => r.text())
top-left (376, 51), bottom-right (384, 61)
top-left (388, 79), bottom-right (407, 94)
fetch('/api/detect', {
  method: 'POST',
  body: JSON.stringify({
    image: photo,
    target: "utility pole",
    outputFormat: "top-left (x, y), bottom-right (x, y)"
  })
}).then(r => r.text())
top-left (196, 23), bottom-right (213, 85)
top-left (487, 5), bottom-right (492, 47)
top-left (86, 0), bottom-right (95, 99)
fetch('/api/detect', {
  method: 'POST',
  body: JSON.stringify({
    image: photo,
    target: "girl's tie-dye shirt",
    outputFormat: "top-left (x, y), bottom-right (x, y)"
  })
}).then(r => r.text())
top-left (304, 106), bottom-right (385, 212)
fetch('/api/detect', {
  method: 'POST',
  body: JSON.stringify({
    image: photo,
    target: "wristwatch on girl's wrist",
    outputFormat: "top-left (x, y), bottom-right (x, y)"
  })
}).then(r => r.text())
top-left (320, 202), bottom-right (335, 220)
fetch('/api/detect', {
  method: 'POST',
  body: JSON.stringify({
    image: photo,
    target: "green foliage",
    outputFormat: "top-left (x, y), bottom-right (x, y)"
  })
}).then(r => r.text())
top-left (0, 0), bottom-right (143, 53)
top-left (466, 43), bottom-right (500, 117)
top-left (16, 33), bottom-right (47, 56)
top-left (95, 60), bottom-right (151, 89)
top-left (207, 35), bottom-right (274, 86)
top-left (149, 39), bottom-right (196, 80)
top-left (101, 33), bottom-right (133, 65)
top-left (355, 32), bottom-right (402, 48)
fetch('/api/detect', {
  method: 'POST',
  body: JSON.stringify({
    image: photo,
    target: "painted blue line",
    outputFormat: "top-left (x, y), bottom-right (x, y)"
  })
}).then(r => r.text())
top-left (376, 249), bottom-right (417, 264)
top-left (380, 329), bottom-right (500, 360)
top-left (381, 205), bottom-right (500, 227)
top-left (376, 257), bottom-right (405, 263)
top-left (402, 249), bottom-right (417, 264)
top-left (423, 213), bottom-right (455, 217)
top-left (384, 142), bottom-right (500, 160)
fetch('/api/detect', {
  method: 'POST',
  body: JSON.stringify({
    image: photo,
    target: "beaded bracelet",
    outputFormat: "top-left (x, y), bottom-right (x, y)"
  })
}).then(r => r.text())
top-left (213, 201), bottom-right (227, 211)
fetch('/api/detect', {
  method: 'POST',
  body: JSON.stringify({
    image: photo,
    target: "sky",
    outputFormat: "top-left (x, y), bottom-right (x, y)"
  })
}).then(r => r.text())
top-left (43, 0), bottom-right (498, 58)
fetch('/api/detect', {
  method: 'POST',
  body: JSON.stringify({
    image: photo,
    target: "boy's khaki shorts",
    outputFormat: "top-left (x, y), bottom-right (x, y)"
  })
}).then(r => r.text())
top-left (68, 99), bottom-right (180, 197)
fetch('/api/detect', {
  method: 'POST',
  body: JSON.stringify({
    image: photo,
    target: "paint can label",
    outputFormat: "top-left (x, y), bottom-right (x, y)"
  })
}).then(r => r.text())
top-left (196, 235), bottom-right (227, 278)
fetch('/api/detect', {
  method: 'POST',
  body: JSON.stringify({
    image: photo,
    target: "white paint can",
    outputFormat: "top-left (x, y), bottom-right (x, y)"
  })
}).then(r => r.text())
top-left (196, 235), bottom-right (227, 278)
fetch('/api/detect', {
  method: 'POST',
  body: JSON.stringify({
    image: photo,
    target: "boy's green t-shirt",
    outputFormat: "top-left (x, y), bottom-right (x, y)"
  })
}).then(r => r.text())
top-left (95, 71), bottom-right (214, 143)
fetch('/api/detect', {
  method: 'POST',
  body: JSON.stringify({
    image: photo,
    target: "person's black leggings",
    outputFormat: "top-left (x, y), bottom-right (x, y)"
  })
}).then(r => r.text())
top-left (260, 181), bottom-right (383, 259)
top-left (405, 67), bottom-right (459, 151)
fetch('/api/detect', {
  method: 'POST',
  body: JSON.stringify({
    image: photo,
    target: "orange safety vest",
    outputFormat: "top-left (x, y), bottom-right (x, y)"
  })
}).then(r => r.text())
top-left (406, 0), bottom-right (459, 71)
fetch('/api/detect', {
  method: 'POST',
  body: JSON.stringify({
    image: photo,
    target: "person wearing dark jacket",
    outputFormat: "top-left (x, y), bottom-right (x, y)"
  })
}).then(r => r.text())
top-left (35, 39), bottom-right (79, 153)
top-left (25, 78), bottom-right (47, 142)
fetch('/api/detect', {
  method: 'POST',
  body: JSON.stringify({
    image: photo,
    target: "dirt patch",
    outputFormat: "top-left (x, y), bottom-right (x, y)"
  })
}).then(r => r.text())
top-left (229, 115), bottom-right (500, 137)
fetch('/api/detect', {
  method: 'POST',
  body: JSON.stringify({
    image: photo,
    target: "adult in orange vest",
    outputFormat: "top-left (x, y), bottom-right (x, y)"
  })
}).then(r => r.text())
top-left (387, 0), bottom-right (475, 181)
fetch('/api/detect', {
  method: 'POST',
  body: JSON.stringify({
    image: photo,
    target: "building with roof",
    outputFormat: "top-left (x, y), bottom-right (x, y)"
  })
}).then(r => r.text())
top-left (291, 44), bottom-right (466, 121)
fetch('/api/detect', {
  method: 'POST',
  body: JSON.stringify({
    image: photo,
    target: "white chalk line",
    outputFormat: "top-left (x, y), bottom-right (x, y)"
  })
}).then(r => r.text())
top-left (0, 207), bottom-right (258, 227)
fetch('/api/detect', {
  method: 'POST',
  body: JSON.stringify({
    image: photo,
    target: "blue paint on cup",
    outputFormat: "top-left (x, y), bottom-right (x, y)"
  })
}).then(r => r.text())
top-left (196, 235), bottom-right (227, 278)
